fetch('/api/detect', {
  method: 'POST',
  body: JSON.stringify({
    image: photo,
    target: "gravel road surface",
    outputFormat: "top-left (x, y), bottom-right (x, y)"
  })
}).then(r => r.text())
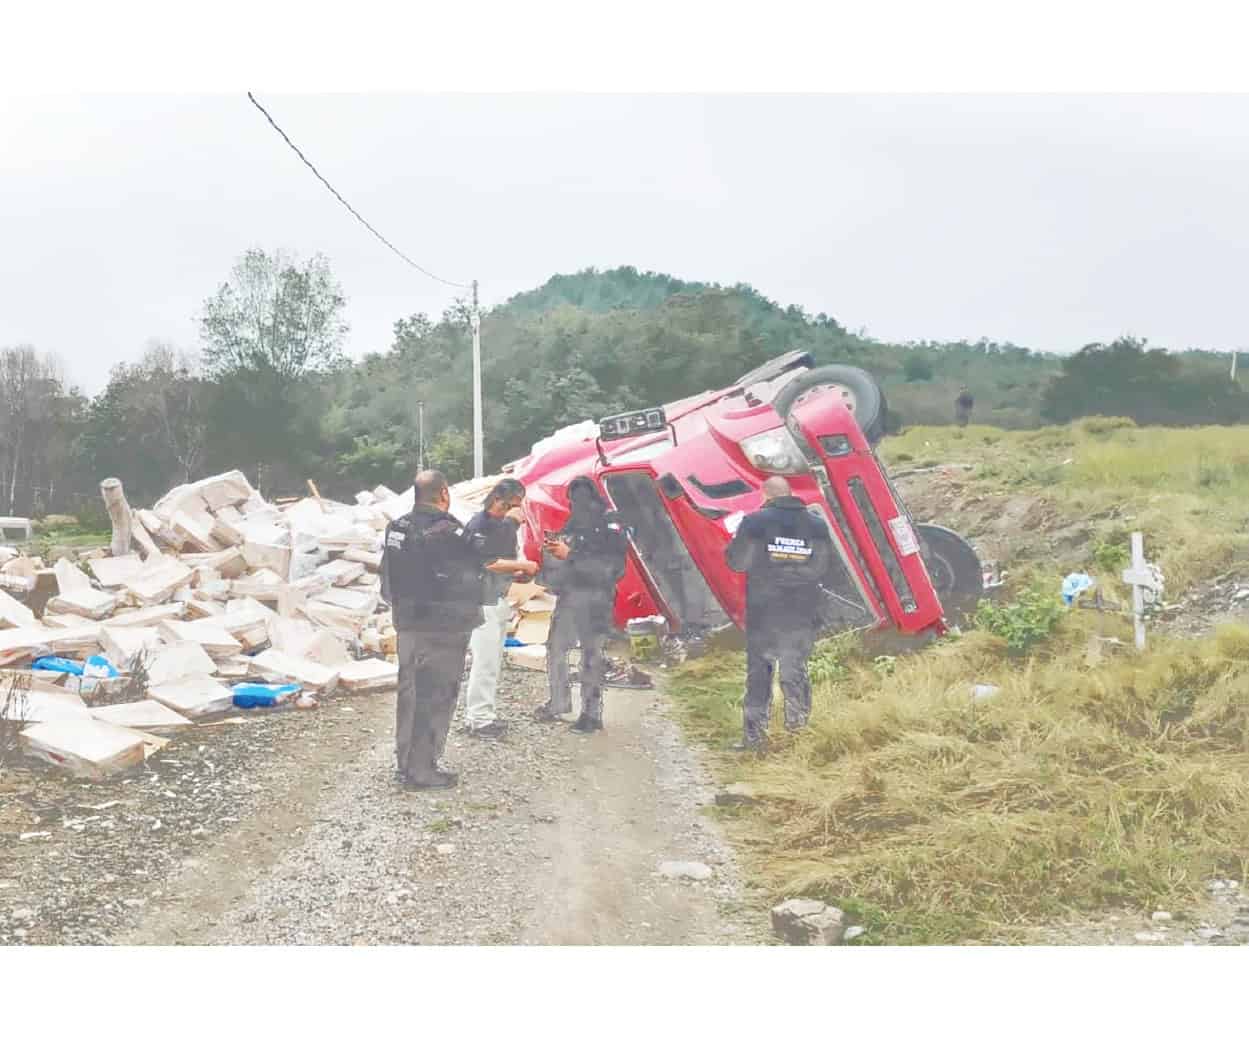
top-left (1, 662), bottom-right (767, 946)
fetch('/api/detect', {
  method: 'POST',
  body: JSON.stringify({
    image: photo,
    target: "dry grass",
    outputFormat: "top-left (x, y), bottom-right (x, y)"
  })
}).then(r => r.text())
top-left (883, 419), bottom-right (1249, 590)
top-left (672, 622), bottom-right (1249, 943)
top-left (668, 421), bottom-right (1249, 943)
top-left (1, 672), bottom-right (31, 772)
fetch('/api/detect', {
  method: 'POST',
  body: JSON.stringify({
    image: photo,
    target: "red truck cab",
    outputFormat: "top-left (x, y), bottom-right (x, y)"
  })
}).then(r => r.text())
top-left (507, 354), bottom-right (982, 642)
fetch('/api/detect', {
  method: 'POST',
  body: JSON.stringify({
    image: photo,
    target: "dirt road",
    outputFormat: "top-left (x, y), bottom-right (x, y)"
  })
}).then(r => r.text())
top-left (1, 666), bottom-right (766, 946)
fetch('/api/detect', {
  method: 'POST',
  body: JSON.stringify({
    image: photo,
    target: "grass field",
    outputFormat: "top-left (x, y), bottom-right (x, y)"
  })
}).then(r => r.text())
top-left (667, 420), bottom-right (1249, 944)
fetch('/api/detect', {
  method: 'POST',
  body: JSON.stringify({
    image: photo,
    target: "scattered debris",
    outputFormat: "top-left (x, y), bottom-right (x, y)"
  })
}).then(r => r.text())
top-left (770, 898), bottom-right (848, 946)
top-left (0, 469), bottom-right (509, 781)
top-left (1152, 910), bottom-right (1173, 923)
top-left (843, 925), bottom-right (866, 941)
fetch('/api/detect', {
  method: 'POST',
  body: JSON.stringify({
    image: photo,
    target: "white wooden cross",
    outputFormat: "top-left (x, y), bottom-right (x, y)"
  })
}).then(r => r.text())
top-left (1121, 532), bottom-right (1164, 651)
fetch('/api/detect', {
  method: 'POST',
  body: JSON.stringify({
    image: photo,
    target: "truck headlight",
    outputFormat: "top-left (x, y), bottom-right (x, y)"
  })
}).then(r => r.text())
top-left (740, 427), bottom-right (807, 475)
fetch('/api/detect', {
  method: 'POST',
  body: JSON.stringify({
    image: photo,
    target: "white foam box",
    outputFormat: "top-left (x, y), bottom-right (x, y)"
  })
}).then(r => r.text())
top-left (505, 645), bottom-right (547, 671)
top-left (0, 688), bottom-right (91, 725)
top-left (146, 642), bottom-right (217, 686)
top-left (158, 619), bottom-right (243, 658)
top-left (20, 718), bottom-right (149, 779)
top-left (45, 587), bottom-right (119, 621)
top-left (250, 649), bottom-right (340, 693)
top-left (338, 657), bottom-right (399, 693)
top-left (317, 559), bottom-right (366, 587)
top-left (91, 699), bottom-right (193, 732)
top-left (146, 676), bottom-right (235, 718)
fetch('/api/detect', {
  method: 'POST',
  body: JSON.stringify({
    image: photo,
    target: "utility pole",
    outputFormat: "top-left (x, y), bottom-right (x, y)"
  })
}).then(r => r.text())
top-left (1232, 350), bottom-right (1239, 384)
top-left (471, 279), bottom-right (484, 478)
top-left (417, 400), bottom-right (425, 472)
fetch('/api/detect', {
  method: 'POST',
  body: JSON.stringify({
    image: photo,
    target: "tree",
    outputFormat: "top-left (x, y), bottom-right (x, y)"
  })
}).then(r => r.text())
top-left (903, 354), bottom-right (935, 382)
top-left (0, 346), bottom-right (78, 514)
top-left (1040, 337), bottom-right (1249, 426)
top-left (74, 342), bottom-right (207, 503)
top-left (427, 428), bottom-right (472, 483)
top-left (200, 248), bottom-right (348, 380)
top-left (198, 249), bottom-right (348, 489)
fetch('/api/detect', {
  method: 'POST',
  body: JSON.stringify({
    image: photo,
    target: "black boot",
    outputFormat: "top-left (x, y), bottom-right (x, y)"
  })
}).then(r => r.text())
top-left (570, 714), bottom-right (603, 733)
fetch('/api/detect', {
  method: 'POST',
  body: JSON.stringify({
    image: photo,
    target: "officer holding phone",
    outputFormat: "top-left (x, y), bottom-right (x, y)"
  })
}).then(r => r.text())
top-left (535, 477), bottom-right (628, 733)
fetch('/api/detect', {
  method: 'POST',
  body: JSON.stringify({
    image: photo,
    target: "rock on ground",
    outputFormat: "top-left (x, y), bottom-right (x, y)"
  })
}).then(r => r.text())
top-left (771, 898), bottom-right (847, 946)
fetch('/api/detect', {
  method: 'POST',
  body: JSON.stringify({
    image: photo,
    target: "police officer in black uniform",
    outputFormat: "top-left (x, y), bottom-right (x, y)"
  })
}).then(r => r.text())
top-left (381, 469), bottom-right (484, 789)
top-left (725, 476), bottom-right (833, 751)
top-left (535, 476), bottom-right (628, 733)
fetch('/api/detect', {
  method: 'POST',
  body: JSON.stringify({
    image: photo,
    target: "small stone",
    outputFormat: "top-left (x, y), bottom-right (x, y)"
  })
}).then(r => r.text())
top-left (1152, 911), bottom-right (1173, 923)
top-left (11, 908), bottom-right (34, 921)
top-left (971, 683), bottom-right (1000, 701)
top-left (13, 929), bottom-right (27, 939)
top-left (658, 860), bottom-right (713, 881)
top-left (1234, 589), bottom-right (1249, 601)
top-left (715, 783), bottom-right (760, 807)
top-left (844, 925), bottom-right (866, 941)
top-left (1208, 880), bottom-right (1229, 893)
top-left (1196, 928), bottom-right (1222, 940)
top-left (1134, 931), bottom-right (1165, 943)
top-left (435, 843), bottom-right (455, 855)
top-left (771, 898), bottom-right (847, 945)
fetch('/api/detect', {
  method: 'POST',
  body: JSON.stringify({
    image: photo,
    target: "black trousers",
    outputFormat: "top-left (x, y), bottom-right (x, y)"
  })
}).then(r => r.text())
top-left (396, 627), bottom-right (471, 781)
top-left (743, 617), bottom-right (817, 747)
top-left (545, 601), bottom-right (607, 722)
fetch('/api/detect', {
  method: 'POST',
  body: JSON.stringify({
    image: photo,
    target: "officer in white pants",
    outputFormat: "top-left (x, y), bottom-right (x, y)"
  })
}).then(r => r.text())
top-left (464, 478), bottom-right (537, 737)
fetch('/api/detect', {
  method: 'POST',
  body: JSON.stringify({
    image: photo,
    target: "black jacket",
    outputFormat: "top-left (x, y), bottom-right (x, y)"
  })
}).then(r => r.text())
top-left (540, 478), bottom-right (627, 632)
top-left (725, 496), bottom-right (833, 626)
top-left (381, 503), bottom-right (484, 632)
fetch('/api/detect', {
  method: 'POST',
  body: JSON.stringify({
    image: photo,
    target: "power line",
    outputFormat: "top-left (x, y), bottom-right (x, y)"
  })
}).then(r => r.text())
top-left (246, 91), bottom-right (472, 291)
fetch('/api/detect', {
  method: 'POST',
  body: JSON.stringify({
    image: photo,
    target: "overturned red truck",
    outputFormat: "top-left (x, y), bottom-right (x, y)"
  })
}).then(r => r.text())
top-left (504, 351), bottom-right (985, 645)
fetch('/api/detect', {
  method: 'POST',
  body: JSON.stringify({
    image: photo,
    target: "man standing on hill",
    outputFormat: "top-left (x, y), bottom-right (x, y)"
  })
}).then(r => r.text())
top-left (463, 478), bottom-right (540, 738)
top-left (381, 469), bottom-right (485, 790)
top-left (955, 385), bottom-right (975, 426)
top-left (725, 476), bottom-right (833, 752)
top-left (535, 476), bottom-right (628, 733)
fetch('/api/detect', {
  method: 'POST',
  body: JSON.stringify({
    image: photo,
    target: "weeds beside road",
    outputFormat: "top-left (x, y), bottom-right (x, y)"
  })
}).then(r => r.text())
top-left (668, 421), bottom-right (1249, 944)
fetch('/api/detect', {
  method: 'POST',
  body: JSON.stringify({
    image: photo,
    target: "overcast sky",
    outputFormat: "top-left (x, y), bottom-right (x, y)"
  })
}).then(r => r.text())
top-left (2, 93), bottom-right (1246, 393)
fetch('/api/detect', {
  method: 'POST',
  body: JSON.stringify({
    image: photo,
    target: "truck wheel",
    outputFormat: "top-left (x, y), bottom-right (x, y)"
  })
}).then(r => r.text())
top-left (916, 523), bottom-right (983, 625)
top-left (733, 349), bottom-right (813, 388)
top-left (772, 364), bottom-right (886, 443)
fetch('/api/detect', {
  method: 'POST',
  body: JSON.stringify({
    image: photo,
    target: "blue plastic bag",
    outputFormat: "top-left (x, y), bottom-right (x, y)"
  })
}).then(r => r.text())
top-left (231, 682), bottom-right (301, 709)
top-left (83, 655), bottom-right (119, 679)
top-left (504, 637), bottom-right (525, 648)
top-left (1061, 572), bottom-right (1094, 606)
top-left (32, 656), bottom-right (84, 676)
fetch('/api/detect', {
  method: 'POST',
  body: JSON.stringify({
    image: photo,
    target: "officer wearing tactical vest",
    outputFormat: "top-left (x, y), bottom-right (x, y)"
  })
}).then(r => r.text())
top-left (381, 469), bottom-right (485, 790)
top-left (535, 476), bottom-right (628, 733)
top-left (725, 475), bottom-right (833, 751)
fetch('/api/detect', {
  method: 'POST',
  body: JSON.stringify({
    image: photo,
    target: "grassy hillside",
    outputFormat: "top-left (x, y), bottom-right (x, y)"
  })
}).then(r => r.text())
top-left (666, 420), bottom-right (1249, 944)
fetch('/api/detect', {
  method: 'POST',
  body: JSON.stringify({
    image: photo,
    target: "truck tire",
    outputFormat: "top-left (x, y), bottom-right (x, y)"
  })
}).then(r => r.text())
top-left (772, 364), bottom-right (887, 443)
top-left (915, 523), bottom-right (983, 625)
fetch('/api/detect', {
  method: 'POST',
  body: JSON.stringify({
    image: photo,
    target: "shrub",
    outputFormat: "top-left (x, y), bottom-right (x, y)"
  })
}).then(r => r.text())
top-left (973, 585), bottom-right (1065, 655)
